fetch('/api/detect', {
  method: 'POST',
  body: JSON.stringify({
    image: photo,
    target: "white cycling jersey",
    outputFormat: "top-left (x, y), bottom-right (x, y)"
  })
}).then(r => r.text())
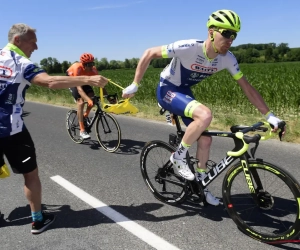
top-left (0, 45), bottom-right (45, 138)
top-left (160, 39), bottom-right (243, 87)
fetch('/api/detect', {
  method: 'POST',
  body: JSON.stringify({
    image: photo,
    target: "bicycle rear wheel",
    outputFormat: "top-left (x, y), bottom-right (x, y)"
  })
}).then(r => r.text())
top-left (95, 112), bottom-right (121, 153)
top-left (140, 140), bottom-right (189, 205)
top-left (66, 110), bottom-right (84, 144)
top-left (222, 159), bottom-right (300, 243)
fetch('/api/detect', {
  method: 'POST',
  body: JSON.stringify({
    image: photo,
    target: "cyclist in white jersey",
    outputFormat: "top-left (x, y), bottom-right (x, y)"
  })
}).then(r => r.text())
top-left (0, 23), bottom-right (108, 233)
top-left (122, 9), bottom-right (285, 206)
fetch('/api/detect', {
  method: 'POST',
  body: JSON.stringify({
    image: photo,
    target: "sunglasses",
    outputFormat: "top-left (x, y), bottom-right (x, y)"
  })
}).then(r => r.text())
top-left (84, 62), bottom-right (95, 67)
top-left (215, 28), bottom-right (237, 40)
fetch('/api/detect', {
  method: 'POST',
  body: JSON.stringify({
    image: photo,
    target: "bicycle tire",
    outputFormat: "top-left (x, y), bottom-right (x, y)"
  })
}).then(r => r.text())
top-left (95, 112), bottom-right (121, 153)
top-left (140, 140), bottom-right (189, 205)
top-left (66, 109), bottom-right (84, 144)
top-left (222, 159), bottom-right (300, 243)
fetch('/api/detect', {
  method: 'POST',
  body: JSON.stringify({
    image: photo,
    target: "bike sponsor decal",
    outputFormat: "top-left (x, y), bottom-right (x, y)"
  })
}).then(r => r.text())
top-left (241, 160), bottom-right (255, 193)
top-left (202, 156), bottom-right (234, 186)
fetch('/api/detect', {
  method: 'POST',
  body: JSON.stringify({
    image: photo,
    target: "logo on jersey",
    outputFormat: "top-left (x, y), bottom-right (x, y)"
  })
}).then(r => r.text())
top-left (5, 93), bottom-right (14, 105)
top-left (190, 64), bottom-right (217, 74)
top-left (178, 43), bottom-right (194, 48)
top-left (190, 73), bottom-right (199, 78)
top-left (163, 91), bottom-right (176, 104)
top-left (0, 66), bottom-right (13, 79)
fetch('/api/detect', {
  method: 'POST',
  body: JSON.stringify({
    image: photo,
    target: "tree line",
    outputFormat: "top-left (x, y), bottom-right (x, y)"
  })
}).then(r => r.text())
top-left (38, 42), bottom-right (300, 74)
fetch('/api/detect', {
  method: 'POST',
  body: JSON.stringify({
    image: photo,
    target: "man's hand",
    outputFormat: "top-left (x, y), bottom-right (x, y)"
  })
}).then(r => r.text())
top-left (89, 75), bottom-right (108, 88)
top-left (87, 99), bottom-right (94, 108)
top-left (122, 82), bottom-right (138, 98)
top-left (266, 112), bottom-right (286, 137)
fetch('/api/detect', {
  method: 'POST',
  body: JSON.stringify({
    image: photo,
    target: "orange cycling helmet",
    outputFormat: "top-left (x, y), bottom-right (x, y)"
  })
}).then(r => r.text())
top-left (80, 53), bottom-right (95, 63)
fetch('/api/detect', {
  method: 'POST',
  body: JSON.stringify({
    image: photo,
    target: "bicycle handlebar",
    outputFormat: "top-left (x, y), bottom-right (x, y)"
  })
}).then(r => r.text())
top-left (227, 121), bottom-right (286, 157)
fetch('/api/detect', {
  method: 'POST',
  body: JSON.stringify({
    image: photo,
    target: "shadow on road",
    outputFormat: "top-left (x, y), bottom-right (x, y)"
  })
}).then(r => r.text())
top-left (80, 138), bottom-right (146, 155)
top-left (1, 202), bottom-right (299, 249)
top-left (0, 202), bottom-right (197, 230)
top-left (21, 110), bottom-right (31, 118)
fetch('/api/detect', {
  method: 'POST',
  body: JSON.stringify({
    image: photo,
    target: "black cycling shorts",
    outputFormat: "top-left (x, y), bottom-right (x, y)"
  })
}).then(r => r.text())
top-left (69, 85), bottom-right (94, 100)
top-left (0, 129), bottom-right (37, 174)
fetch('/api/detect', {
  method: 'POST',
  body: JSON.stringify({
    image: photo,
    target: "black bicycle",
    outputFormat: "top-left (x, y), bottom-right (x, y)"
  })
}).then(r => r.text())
top-left (66, 96), bottom-right (121, 152)
top-left (140, 107), bottom-right (300, 243)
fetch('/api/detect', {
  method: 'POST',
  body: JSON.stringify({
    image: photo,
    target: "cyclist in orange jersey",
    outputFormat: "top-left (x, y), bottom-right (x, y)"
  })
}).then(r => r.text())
top-left (67, 53), bottom-right (116, 139)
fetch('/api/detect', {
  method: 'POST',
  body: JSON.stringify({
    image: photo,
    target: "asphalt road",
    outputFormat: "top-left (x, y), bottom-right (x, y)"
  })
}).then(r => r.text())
top-left (0, 101), bottom-right (300, 250)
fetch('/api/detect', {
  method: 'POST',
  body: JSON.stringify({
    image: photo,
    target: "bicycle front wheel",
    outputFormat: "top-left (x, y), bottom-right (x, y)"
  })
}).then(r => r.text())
top-left (222, 159), bottom-right (300, 243)
top-left (66, 109), bottom-right (84, 144)
top-left (140, 140), bottom-right (189, 205)
top-left (95, 112), bottom-right (121, 153)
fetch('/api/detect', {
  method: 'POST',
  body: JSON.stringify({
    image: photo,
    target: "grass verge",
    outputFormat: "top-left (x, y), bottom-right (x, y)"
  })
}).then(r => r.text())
top-left (25, 94), bottom-right (300, 144)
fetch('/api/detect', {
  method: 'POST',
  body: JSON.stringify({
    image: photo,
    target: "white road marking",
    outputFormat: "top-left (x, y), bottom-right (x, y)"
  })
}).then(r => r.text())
top-left (51, 175), bottom-right (181, 250)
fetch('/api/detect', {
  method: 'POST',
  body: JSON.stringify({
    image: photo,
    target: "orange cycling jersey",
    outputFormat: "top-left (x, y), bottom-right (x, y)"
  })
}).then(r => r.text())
top-left (66, 62), bottom-right (98, 76)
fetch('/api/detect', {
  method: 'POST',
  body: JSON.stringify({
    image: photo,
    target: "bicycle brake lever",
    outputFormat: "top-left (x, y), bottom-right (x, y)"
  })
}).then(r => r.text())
top-left (269, 121), bottom-right (286, 141)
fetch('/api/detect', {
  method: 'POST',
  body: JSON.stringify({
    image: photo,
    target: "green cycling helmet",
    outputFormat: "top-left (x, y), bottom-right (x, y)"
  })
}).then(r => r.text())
top-left (207, 10), bottom-right (241, 32)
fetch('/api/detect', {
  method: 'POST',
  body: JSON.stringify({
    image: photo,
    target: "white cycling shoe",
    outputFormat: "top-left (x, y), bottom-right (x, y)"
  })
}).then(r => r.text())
top-left (80, 131), bottom-right (90, 139)
top-left (196, 172), bottom-right (220, 206)
top-left (170, 154), bottom-right (195, 181)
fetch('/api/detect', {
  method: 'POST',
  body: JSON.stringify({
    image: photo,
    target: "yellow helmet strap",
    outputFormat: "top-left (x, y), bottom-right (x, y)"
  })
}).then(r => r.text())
top-left (210, 31), bottom-right (219, 53)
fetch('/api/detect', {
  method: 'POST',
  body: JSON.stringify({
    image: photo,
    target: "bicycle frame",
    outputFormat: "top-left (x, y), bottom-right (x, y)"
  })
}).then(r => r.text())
top-left (84, 96), bottom-right (110, 134)
top-left (163, 108), bottom-right (278, 205)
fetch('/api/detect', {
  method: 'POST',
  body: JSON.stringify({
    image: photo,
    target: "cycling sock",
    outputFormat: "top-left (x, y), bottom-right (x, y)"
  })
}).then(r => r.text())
top-left (196, 168), bottom-right (206, 173)
top-left (84, 108), bottom-right (92, 118)
top-left (174, 141), bottom-right (191, 160)
top-left (79, 122), bottom-right (85, 131)
top-left (32, 211), bottom-right (43, 222)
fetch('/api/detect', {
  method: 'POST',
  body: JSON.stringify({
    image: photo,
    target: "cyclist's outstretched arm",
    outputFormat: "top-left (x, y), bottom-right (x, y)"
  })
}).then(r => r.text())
top-left (237, 76), bottom-right (269, 115)
top-left (122, 46), bottom-right (163, 98)
top-left (237, 76), bottom-right (285, 135)
top-left (32, 72), bottom-right (108, 89)
top-left (134, 46), bottom-right (163, 84)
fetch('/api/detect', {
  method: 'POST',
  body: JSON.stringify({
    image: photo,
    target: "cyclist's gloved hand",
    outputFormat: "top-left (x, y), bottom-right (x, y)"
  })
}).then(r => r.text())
top-left (122, 82), bottom-right (138, 98)
top-left (265, 112), bottom-right (282, 129)
top-left (87, 99), bottom-right (94, 108)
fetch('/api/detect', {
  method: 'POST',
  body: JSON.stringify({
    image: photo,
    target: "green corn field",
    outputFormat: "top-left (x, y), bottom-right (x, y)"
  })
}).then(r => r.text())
top-left (27, 62), bottom-right (300, 119)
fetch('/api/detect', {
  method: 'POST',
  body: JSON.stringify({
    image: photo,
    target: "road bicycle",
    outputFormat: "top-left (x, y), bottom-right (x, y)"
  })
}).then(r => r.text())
top-left (66, 95), bottom-right (121, 153)
top-left (140, 107), bottom-right (300, 243)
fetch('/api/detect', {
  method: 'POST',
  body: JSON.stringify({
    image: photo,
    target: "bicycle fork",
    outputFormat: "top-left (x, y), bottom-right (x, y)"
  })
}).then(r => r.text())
top-left (240, 156), bottom-right (268, 207)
